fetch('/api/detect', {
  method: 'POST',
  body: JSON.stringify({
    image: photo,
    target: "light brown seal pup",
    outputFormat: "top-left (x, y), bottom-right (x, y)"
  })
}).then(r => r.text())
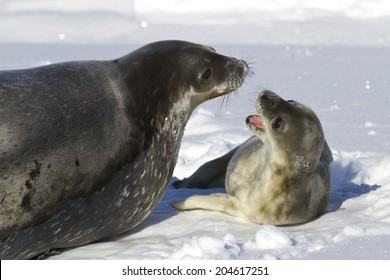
top-left (0, 40), bottom-right (249, 259)
top-left (172, 90), bottom-right (332, 225)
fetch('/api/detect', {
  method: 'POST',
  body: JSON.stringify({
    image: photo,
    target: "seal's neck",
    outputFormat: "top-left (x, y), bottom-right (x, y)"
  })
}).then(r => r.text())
top-left (148, 93), bottom-right (192, 170)
top-left (266, 148), bottom-right (290, 170)
top-left (265, 143), bottom-right (317, 176)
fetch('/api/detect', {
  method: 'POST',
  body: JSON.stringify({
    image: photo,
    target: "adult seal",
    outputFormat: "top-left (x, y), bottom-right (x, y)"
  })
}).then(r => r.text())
top-left (0, 40), bottom-right (249, 259)
top-left (172, 90), bottom-right (332, 225)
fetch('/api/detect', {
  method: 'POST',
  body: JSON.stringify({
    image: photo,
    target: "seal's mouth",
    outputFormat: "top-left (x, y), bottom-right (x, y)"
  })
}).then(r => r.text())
top-left (246, 114), bottom-right (264, 131)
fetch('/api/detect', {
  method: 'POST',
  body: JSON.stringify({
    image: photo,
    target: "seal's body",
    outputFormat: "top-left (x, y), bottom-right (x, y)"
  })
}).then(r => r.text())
top-left (172, 90), bottom-right (332, 225)
top-left (0, 40), bottom-right (248, 259)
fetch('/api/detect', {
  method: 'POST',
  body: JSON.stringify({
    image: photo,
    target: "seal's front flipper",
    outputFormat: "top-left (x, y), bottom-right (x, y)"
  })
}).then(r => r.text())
top-left (172, 145), bottom-right (240, 189)
top-left (171, 173), bottom-right (226, 189)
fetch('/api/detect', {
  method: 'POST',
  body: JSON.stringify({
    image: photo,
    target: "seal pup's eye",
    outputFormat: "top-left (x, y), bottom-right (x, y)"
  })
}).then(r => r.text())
top-left (201, 68), bottom-right (212, 80)
top-left (272, 117), bottom-right (283, 130)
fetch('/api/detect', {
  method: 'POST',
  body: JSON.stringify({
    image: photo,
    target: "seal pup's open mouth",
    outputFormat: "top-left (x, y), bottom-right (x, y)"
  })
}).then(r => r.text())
top-left (246, 114), bottom-right (264, 131)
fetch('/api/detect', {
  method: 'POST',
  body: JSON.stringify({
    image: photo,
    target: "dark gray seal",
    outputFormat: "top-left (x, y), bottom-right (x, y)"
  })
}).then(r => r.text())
top-left (172, 90), bottom-right (332, 225)
top-left (0, 40), bottom-right (249, 259)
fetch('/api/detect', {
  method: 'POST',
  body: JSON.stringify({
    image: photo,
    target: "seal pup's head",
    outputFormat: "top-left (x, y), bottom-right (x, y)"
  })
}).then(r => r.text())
top-left (246, 90), bottom-right (325, 174)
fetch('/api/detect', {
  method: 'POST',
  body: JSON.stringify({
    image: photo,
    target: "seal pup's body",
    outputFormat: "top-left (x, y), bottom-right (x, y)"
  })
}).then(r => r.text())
top-left (0, 40), bottom-right (248, 259)
top-left (172, 90), bottom-right (332, 225)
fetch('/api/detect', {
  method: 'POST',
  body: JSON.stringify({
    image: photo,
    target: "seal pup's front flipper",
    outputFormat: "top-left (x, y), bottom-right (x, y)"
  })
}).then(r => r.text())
top-left (172, 137), bottom-right (257, 189)
top-left (172, 145), bottom-right (239, 189)
top-left (170, 193), bottom-right (245, 219)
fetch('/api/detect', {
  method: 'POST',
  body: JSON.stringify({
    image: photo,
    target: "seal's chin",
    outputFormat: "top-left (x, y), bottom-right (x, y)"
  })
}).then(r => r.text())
top-left (246, 114), bottom-right (265, 133)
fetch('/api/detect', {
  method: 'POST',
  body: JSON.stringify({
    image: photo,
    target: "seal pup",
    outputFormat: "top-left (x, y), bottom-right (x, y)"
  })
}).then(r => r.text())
top-left (172, 90), bottom-right (332, 225)
top-left (0, 40), bottom-right (249, 259)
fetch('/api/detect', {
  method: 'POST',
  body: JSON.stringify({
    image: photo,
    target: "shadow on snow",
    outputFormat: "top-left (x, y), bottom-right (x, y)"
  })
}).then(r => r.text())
top-left (326, 160), bottom-right (380, 213)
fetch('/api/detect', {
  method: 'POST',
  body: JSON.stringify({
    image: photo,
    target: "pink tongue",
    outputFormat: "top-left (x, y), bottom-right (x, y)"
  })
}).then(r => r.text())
top-left (249, 115), bottom-right (263, 129)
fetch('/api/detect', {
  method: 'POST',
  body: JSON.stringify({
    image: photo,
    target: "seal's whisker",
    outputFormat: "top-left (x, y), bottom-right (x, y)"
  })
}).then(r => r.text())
top-left (218, 94), bottom-right (227, 111)
top-left (246, 73), bottom-right (255, 85)
top-left (217, 92), bottom-right (234, 111)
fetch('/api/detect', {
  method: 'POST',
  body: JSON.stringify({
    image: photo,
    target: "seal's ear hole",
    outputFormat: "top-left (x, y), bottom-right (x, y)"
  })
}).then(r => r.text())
top-left (201, 68), bottom-right (212, 80)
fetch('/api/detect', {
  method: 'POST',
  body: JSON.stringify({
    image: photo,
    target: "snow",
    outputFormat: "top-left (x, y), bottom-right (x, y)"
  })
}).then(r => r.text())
top-left (1, 0), bottom-right (390, 260)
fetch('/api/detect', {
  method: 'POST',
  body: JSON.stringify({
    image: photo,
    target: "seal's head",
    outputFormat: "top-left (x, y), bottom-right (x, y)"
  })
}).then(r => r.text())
top-left (246, 90), bottom-right (325, 173)
top-left (119, 40), bottom-right (249, 118)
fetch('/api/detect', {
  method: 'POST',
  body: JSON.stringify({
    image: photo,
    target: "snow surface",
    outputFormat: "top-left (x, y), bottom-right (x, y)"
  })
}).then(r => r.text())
top-left (1, 0), bottom-right (390, 260)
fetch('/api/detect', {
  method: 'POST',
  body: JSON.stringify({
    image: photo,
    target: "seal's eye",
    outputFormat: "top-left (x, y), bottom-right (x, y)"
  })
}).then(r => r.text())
top-left (272, 117), bottom-right (283, 130)
top-left (201, 68), bottom-right (212, 80)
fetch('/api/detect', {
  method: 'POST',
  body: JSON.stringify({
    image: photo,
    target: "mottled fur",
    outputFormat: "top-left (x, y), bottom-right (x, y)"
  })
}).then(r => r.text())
top-left (0, 41), bottom-right (248, 259)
